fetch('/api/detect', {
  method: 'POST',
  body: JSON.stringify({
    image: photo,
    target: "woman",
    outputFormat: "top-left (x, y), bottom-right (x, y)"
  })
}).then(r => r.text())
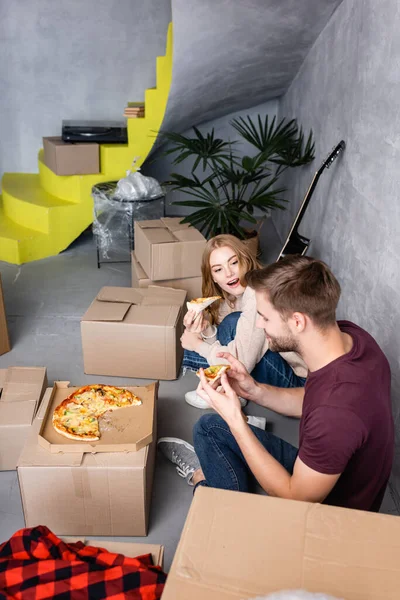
top-left (181, 234), bottom-right (307, 408)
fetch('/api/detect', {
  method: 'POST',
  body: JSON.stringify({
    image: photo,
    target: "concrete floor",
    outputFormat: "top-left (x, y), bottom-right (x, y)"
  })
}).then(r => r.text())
top-left (0, 222), bottom-right (398, 571)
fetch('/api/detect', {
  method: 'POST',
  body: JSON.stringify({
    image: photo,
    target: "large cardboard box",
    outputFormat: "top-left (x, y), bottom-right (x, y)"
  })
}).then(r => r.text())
top-left (18, 382), bottom-right (158, 536)
top-left (134, 217), bottom-right (206, 281)
top-left (0, 367), bottom-right (47, 471)
top-left (131, 250), bottom-right (202, 301)
top-left (43, 136), bottom-right (100, 175)
top-left (163, 487), bottom-right (400, 600)
top-left (0, 274), bottom-right (10, 356)
top-left (81, 286), bottom-right (186, 380)
top-left (62, 538), bottom-right (164, 567)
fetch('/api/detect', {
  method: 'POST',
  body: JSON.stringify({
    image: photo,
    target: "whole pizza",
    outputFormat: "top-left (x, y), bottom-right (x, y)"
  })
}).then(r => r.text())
top-left (52, 384), bottom-right (142, 442)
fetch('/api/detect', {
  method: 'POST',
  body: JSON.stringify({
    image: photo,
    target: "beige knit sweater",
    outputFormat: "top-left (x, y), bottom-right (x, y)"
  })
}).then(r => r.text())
top-left (196, 286), bottom-right (308, 378)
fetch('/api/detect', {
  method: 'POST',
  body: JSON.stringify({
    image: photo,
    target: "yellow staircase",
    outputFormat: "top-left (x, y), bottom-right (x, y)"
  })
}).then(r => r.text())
top-left (0, 23), bottom-right (173, 265)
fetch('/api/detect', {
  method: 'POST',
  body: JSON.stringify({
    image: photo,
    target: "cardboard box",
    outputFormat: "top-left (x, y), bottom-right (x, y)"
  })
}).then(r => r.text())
top-left (81, 285), bottom-right (186, 380)
top-left (163, 487), bottom-right (400, 600)
top-left (0, 274), bottom-right (10, 356)
top-left (62, 538), bottom-right (164, 567)
top-left (134, 217), bottom-right (206, 281)
top-left (131, 251), bottom-right (202, 300)
top-left (43, 136), bottom-right (100, 175)
top-left (18, 382), bottom-right (158, 536)
top-left (38, 381), bottom-right (155, 453)
top-left (0, 367), bottom-right (47, 471)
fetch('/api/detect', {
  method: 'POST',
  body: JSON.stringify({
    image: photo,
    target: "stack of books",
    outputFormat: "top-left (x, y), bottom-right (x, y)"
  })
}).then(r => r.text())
top-left (124, 102), bottom-right (145, 118)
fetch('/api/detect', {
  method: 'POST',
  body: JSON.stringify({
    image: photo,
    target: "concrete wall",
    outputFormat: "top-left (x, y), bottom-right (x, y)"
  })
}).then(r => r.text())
top-left (275, 0), bottom-right (400, 504)
top-left (0, 0), bottom-right (171, 179)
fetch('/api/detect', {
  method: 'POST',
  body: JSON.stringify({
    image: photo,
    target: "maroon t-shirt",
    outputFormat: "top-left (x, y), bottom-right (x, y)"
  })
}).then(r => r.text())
top-left (298, 320), bottom-right (393, 512)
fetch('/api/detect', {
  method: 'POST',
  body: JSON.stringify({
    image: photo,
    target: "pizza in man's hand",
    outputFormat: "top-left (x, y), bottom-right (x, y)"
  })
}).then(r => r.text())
top-left (52, 384), bottom-right (141, 442)
top-left (196, 364), bottom-right (231, 384)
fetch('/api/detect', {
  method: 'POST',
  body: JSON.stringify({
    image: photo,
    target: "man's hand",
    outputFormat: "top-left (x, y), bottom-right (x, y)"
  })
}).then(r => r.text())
top-left (216, 352), bottom-right (260, 401)
top-left (183, 309), bottom-right (209, 333)
top-left (180, 329), bottom-right (203, 352)
top-left (197, 370), bottom-right (243, 428)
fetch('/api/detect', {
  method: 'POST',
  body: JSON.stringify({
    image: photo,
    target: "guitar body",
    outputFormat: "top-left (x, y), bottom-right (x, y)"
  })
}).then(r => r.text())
top-left (276, 140), bottom-right (346, 262)
top-left (278, 231), bottom-right (310, 261)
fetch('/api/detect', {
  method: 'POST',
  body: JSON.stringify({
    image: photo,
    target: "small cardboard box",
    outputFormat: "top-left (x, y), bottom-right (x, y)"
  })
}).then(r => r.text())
top-left (0, 367), bottom-right (47, 471)
top-left (43, 136), bottom-right (100, 175)
top-left (62, 538), bottom-right (164, 568)
top-left (81, 286), bottom-right (186, 380)
top-left (164, 487), bottom-right (400, 600)
top-left (0, 274), bottom-right (10, 356)
top-left (134, 217), bottom-right (206, 281)
top-left (38, 381), bottom-right (155, 454)
top-left (131, 251), bottom-right (202, 300)
top-left (18, 382), bottom-right (158, 536)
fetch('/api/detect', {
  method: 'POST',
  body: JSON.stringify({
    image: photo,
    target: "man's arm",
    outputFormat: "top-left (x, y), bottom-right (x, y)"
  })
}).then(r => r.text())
top-left (231, 417), bottom-right (340, 501)
top-left (251, 382), bottom-right (305, 418)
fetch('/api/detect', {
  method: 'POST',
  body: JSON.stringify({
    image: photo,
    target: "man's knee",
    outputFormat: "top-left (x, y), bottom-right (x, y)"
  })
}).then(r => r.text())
top-left (193, 413), bottom-right (225, 441)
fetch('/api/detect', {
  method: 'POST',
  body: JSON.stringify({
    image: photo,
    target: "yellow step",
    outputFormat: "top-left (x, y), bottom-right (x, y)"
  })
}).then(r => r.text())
top-left (2, 174), bottom-right (76, 234)
top-left (0, 197), bottom-right (49, 264)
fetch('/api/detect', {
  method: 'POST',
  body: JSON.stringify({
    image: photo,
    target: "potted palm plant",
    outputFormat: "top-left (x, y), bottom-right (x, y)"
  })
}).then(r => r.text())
top-left (160, 115), bottom-right (315, 255)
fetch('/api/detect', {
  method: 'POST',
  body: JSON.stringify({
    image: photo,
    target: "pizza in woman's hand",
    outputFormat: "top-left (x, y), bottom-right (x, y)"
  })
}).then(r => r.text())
top-left (52, 384), bottom-right (141, 442)
top-left (186, 296), bottom-right (221, 314)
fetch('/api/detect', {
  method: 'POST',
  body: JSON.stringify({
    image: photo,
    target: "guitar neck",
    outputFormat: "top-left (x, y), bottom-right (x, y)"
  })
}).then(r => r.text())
top-left (287, 169), bottom-right (322, 239)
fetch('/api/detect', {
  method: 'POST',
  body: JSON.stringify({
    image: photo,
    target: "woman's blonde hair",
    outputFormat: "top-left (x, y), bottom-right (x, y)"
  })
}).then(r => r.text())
top-left (201, 234), bottom-right (262, 325)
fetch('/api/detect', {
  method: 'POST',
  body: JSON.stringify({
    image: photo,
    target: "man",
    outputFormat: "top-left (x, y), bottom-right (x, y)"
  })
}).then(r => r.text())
top-left (158, 256), bottom-right (394, 511)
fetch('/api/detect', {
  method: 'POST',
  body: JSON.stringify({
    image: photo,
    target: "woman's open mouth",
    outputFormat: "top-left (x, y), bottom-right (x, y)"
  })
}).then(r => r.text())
top-left (227, 278), bottom-right (240, 288)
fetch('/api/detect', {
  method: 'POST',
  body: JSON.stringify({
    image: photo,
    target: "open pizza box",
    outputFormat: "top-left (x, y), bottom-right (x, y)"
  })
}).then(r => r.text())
top-left (0, 366), bottom-right (47, 470)
top-left (37, 381), bottom-right (156, 454)
top-left (61, 538), bottom-right (164, 568)
top-left (18, 381), bottom-right (158, 536)
top-left (81, 285), bottom-right (186, 380)
top-left (134, 217), bottom-right (206, 281)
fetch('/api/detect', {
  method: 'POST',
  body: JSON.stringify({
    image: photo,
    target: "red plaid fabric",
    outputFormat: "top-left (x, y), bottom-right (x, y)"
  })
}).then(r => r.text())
top-left (0, 525), bottom-right (166, 600)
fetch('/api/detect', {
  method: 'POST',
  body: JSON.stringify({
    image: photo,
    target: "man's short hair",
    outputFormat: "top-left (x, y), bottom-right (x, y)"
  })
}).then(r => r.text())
top-left (246, 255), bottom-right (341, 329)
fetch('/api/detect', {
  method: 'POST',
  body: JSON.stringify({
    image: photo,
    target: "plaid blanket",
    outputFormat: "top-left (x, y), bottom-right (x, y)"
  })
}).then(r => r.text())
top-left (0, 526), bottom-right (166, 599)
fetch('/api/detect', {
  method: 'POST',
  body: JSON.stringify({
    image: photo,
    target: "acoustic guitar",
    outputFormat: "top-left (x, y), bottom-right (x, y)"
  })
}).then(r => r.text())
top-left (277, 140), bottom-right (346, 260)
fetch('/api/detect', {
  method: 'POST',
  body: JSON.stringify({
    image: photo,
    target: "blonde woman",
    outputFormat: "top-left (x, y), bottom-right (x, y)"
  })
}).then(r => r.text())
top-left (181, 234), bottom-right (307, 408)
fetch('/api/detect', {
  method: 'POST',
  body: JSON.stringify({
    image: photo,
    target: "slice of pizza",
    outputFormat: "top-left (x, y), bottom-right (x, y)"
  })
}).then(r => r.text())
top-left (186, 295), bottom-right (221, 314)
top-left (196, 364), bottom-right (231, 383)
top-left (52, 384), bottom-right (141, 442)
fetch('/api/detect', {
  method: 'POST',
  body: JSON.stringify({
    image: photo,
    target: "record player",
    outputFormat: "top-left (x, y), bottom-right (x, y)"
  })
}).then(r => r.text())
top-left (62, 120), bottom-right (128, 144)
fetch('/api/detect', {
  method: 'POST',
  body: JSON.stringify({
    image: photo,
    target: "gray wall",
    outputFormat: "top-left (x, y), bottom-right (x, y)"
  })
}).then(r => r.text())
top-left (274, 0), bottom-right (400, 504)
top-left (0, 0), bottom-right (171, 179)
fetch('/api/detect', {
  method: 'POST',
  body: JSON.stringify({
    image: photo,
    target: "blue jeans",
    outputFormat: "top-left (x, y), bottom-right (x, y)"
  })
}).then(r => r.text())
top-left (193, 413), bottom-right (298, 492)
top-left (183, 311), bottom-right (307, 388)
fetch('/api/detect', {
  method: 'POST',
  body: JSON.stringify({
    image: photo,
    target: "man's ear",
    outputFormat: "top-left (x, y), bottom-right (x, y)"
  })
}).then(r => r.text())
top-left (290, 311), bottom-right (306, 333)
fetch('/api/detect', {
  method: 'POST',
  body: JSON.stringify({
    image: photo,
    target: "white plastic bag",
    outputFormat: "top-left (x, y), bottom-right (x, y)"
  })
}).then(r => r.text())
top-left (115, 158), bottom-right (163, 201)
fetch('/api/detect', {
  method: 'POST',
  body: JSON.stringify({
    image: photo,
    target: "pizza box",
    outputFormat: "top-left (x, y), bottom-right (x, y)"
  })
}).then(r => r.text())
top-left (163, 486), bottom-right (400, 600)
top-left (61, 538), bottom-right (164, 567)
top-left (18, 382), bottom-right (158, 536)
top-left (37, 381), bottom-right (156, 454)
top-left (0, 366), bottom-right (47, 470)
top-left (134, 217), bottom-right (206, 281)
top-left (131, 250), bottom-right (202, 300)
top-left (0, 274), bottom-right (10, 356)
top-left (81, 285), bottom-right (187, 380)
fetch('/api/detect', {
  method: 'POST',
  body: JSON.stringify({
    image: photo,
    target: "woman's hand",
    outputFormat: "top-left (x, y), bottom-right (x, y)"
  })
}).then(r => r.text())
top-left (183, 309), bottom-right (209, 333)
top-left (180, 329), bottom-right (203, 352)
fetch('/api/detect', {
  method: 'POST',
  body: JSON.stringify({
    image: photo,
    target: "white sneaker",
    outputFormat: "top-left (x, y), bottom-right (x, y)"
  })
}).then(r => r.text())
top-left (184, 390), bottom-right (247, 409)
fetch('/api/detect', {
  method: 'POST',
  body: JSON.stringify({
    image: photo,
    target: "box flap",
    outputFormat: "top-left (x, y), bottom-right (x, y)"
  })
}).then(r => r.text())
top-left (144, 228), bottom-right (176, 244)
top-left (0, 367), bottom-right (47, 426)
top-left (173, 228), bottom-right (206, 242)
top-left (97, 287), bottom-right (144, 305)
top-left (136, 219), bottom-right (165, 229)
top-left (0, 402), bottom-right (37, 427)
top-left (160, 217), bottom-right (191, 232)
top-left (124, 305), bottom-right (181, 327)
top-left (82, 299), bottom-right (131, 322)
top-left (131, 252), bottom-right (148, 280)
top-left (142, 286), bottom-right (187, 306)
top-left (164, 487), bottom-right (400, 600)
